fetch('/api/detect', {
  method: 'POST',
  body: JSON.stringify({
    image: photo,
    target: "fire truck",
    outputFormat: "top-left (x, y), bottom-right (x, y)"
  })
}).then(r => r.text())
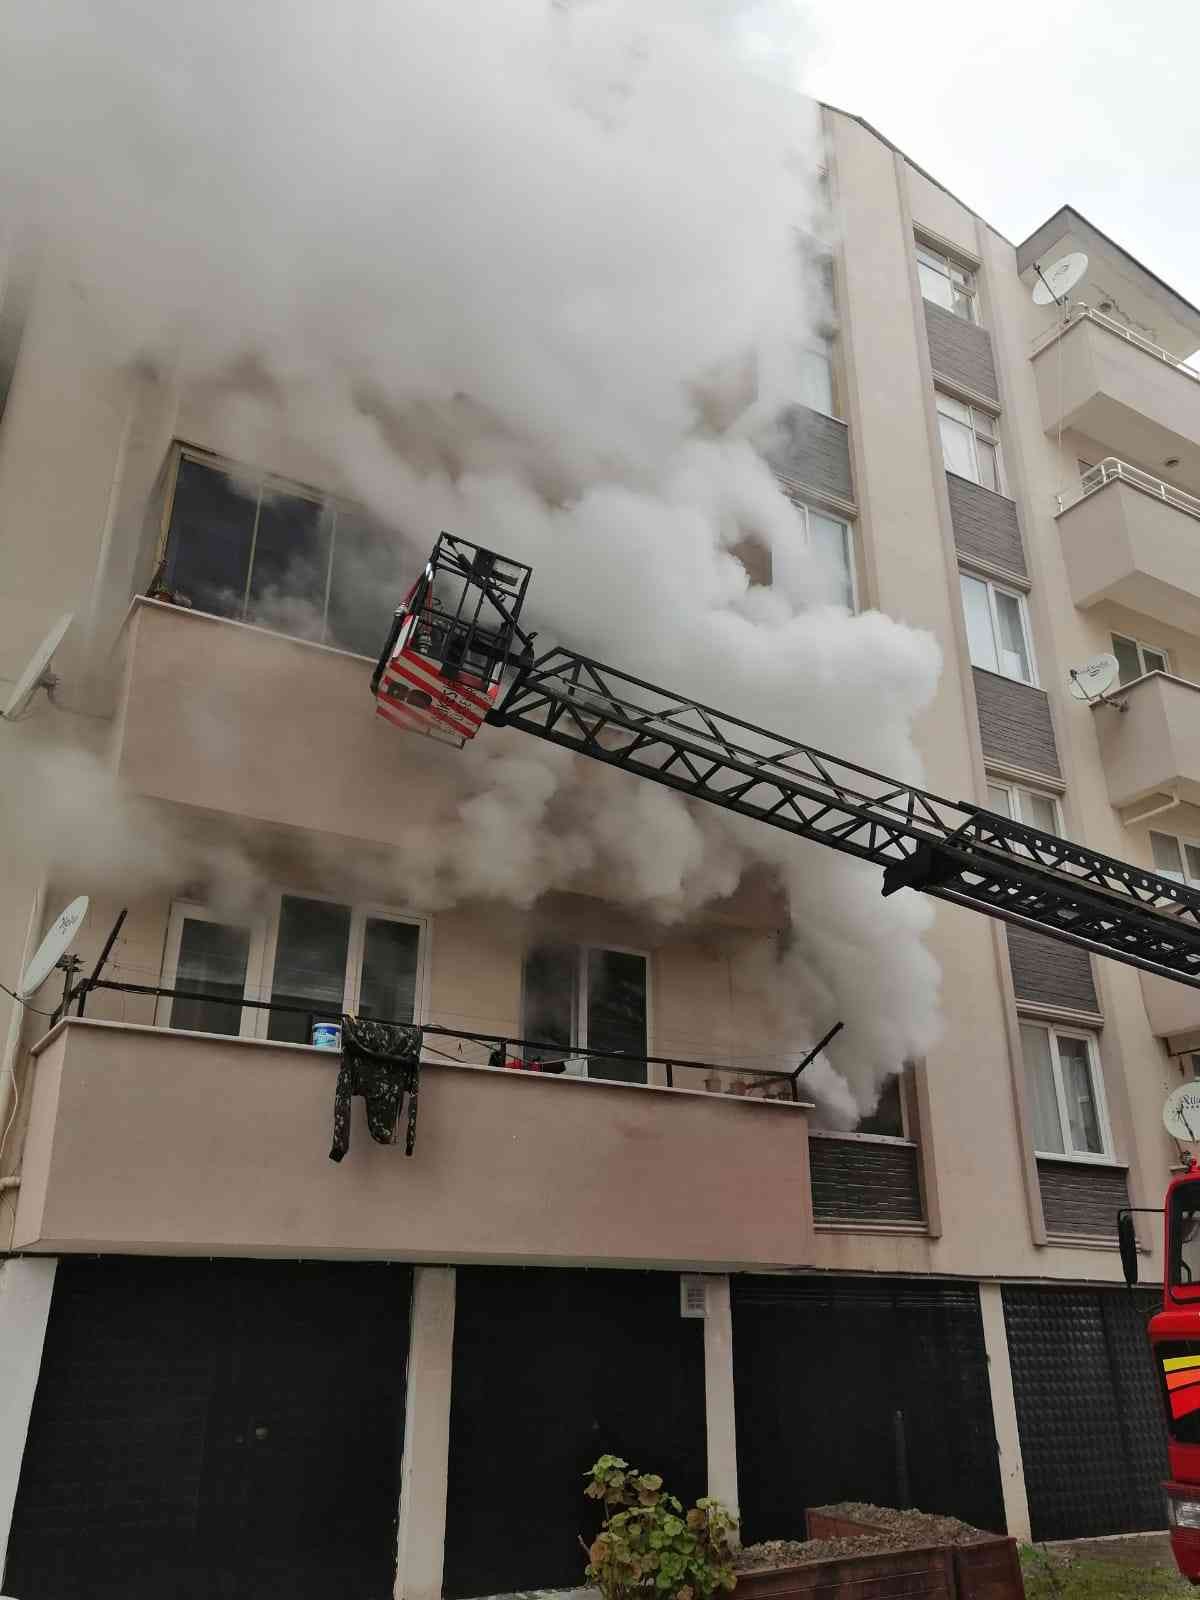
top-left (379, 533), bottom-right (1200, 1570)
top-left (1119, 1165), bottom-right (1200, 1579)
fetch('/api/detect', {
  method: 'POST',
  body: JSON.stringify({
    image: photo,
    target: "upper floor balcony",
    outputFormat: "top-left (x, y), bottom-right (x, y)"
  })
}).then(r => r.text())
top-left (1093, 669), bottom-right (1200, 815)
top-left (1032, 308), bottom-right (1200, 496)
top-left (1055, 459), bottom-right (1200, 635)
top-left (13, 1018), bottom-right (815, 1271)
top-left (112, 595), bottom-right (447, 848)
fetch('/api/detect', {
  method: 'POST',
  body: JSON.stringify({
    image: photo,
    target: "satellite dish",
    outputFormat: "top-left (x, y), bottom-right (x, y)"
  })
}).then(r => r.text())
top-left (1069, 653), bottom-right (1119, 702)
top-left (19, 896), bottom-right (89, 1000)
top-left (1165, 1082), bottom-right (1200, 1143)
top-left (1, 613), bottom-right (73, 721)
top-left (1033, 252), bottom-right (1089, 306)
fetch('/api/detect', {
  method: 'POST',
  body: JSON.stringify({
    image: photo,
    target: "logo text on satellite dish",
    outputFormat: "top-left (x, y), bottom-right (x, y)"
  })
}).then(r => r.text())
top-left (18, 896), bottom-right (89, 1000)
top-left (1032, 252), bottom-right (1089, 306)
top-left (1164, 1083), bottom-right (1200, 1143)
top-left (1068, 653), bottom-right (1120, 703)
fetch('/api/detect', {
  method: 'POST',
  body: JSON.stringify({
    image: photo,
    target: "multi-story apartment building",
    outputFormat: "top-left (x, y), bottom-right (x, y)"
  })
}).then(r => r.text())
top-left (1, 103), bottom-right (1199, 1598)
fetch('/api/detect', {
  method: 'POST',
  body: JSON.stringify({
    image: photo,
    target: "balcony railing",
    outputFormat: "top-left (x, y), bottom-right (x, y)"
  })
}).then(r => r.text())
top-left (1056, 456), bottom-right (1200, 519)
top-left (1034, 303), bottom-right (1200, 384)
top-left (65, 949), bottom-right (839, 1104)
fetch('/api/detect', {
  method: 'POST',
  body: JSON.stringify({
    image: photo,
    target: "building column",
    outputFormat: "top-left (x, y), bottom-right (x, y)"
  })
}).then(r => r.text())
top-left (979, 1283), bottom-right (1031, 1540)
top-left (395, 1266), bottom-right (456, 1600)
top-left (0, 1256), bottom-right (56, 1574)
top-left (703, 1275), bottom-right (739, 1529)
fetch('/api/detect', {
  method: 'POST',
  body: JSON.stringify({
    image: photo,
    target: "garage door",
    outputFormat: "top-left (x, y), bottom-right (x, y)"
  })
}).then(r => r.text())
top-left (1002, 1285), bottom-right (1167, 1540)
top-left (4, 1257), bottom-right (411, 1600)
top-left (732, 1275), bottom-right (1005, 1543)
top-left (443, 1266), bottom-right (706, 1598)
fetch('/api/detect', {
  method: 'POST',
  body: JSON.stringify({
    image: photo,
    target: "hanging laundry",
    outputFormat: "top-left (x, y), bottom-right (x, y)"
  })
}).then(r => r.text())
top-left (329, 1016), bottom-right (423, 1162)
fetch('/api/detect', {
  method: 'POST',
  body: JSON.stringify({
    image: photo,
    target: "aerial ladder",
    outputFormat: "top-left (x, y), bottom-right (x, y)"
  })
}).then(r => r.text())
top-left (376, 533), bottom-right (1200, 1574)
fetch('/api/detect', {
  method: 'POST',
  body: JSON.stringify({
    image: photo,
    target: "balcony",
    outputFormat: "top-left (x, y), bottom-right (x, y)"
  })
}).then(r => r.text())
top-left (1056, 460), bottom-right (1200, 634)
top-left (1139, 969), bottom-right (1200, 1055)
top-left (13, 1019), bottom-right (814, 1271)
top-left (112, 597), bottom-right (468, 845)
top-left (1032, 309), bottom-right (1200, 495)
top-left (1092, 670), bottom-right (1200, 813)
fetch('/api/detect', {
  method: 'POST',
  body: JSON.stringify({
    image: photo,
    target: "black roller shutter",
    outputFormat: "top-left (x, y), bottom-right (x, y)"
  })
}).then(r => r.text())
top-left (732, 1275), bottom-right (1004, 1544)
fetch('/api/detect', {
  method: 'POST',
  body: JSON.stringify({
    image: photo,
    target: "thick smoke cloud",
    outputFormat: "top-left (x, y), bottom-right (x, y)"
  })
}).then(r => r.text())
top-left (0, 0), bottom-right (943, 1121)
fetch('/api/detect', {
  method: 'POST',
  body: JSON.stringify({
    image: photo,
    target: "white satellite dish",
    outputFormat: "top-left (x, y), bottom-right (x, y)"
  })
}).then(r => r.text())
top-left (1, 612), bottom-right (73, 721)
top-left (19, 895), bottom-right (89, 1000)
top-left (1033, 251), bottom-right (1089, 306)
top-left (1165, 1082), bottom-right (1200, 1143)
top-left (1069, 652), bottom-right (1119, 702)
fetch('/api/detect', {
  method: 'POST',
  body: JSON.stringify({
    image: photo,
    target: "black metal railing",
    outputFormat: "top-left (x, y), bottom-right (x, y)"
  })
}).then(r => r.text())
top-left (56, 909), bottom-right (840, 1104)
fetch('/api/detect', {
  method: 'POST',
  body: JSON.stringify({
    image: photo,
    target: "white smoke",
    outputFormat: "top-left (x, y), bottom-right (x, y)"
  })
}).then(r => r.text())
top-left (0, 0), bottom-right (942, 1121)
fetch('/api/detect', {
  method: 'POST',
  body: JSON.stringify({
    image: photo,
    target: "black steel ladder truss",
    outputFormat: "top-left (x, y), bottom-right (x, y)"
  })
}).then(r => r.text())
top-left (489, 646), bottom-right (1200, 990)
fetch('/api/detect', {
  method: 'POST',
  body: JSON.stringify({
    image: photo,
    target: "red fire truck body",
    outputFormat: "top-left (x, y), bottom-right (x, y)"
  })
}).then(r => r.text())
top-left (1148, 1173), bottom-right (1200, 1578)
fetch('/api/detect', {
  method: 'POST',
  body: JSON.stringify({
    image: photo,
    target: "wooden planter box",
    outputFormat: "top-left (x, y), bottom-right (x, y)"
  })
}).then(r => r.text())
top-left (735, 1544), bottom-right (955, 1600)
top-left (804, 1510), bottom-right (1025, 1600)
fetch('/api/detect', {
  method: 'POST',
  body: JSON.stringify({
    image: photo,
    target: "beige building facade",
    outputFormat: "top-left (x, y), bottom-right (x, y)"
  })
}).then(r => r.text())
top-left (1, 106), bottom-right (1198, 1595)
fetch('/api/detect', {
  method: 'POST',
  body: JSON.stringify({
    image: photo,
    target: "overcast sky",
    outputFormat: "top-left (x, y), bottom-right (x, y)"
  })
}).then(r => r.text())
top-left (800, 0), bottom-right (1200, 312)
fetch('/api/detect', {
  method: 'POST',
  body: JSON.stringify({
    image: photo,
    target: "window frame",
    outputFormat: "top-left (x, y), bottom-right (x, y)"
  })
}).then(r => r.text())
top-left (916, 241), bottom-right (978, 323)
top-left (794, 500), bottom-right (858, 611)
top-left (159, 891), bottom-right (430, 1043)
top-left (155, 441), bottom-right (389, 658)
top-left (936, 392), bottom-right (1004, 493)
top-left (1021, 1022), bottom-right (1114, 1164)
top-left (1149, 830), bottom-right (1200, 890)
top-left (796, 336), bottom-right (839, 421)
top-left (848, 1069), bottom-right (912, 1144)
top-left (959, 571), bottom-right (1038, 685)
top-left (254, 889), bottom-right (431, 1040)
top-left (157, 900), bottom-right (268, 1040)
top-left (985, 780), bottom-right (1062, 835)
top-left (1111, 630), bottom-right (1170, 683)
top-left (521, 940), bottom-right (653, 1082)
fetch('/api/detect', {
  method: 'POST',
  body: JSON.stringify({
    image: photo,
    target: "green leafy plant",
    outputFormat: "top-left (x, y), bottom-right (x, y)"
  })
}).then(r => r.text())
top-left (583, 1454), bottom-right (739, 1600)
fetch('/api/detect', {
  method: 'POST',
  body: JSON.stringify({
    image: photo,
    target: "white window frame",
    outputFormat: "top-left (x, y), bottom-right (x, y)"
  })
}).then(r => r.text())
top-left (1022, 1024), bottom-right (1114, 1164)
top-left (158, 900), bottom-right (267, 1039)
top-left (848, 1068), bottom-right (912, 1144)
top-left (936, 393), bottom-right (1004, 493)
top-left (985, 780), bottom-right (1062, 834)
top-left (254, 889), bottom-right (431, 1039)
top-left (521, 940), bottom-right (652, 1081)
top-left (959, 571), bottom-right (1038, 686)
top-left (794, 500), bottom-right (857, 611)
top-left (916, 241), bottom-right (978, 323)
top-left (160, 891), bottom-right (430, 1043)
top-left (1149, 830), bottom-right (1200, 890)
top-left (796, 336), bottom-right (838, 421)
top-left (1111, 630), bottom-right (1170, 682)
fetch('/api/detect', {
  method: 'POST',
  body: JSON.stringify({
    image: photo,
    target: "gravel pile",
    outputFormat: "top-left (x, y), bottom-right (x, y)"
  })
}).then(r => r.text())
top-left (735, 1535), bottom-right (894, 1572)
top-left (812, 1503), bottom-right (997, 1548)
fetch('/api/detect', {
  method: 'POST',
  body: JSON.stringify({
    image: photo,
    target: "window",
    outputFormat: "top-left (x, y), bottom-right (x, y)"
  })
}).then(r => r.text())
top-left (160, 447), bottom-right (402, 657)
top-left (1150, 832), bottom-right (1200, 888)
top-left (522, 943), bottom-right (648, 1084)
top-left (854, 1072), bottom-right (906, 1138)
top-left (916, 242), bottom-right (977, 322)
top-left (1112, 631), bottom-right (1169, 686)
top-left (264, 895), bottom-right (423, 1043)
top-left (1169, 1181), bottom-right (1200, 1301)
top-left (936, 394), bottom-right (1003, 491)
top-left (986, 781), bottom-right (1061, 836)
top-left (797, 339), bottom-right (836, 417)
top-left (1020, 1024), bottom-right (1111, 1160)
top-left (960, 573), bottom-right (1034, 683)
top-left (158, 903), bottom-right (266, 1038)
top-left (160, 894), bottom-right (425, 1043)
top-left (793, 501), bottom-right (855, 609)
